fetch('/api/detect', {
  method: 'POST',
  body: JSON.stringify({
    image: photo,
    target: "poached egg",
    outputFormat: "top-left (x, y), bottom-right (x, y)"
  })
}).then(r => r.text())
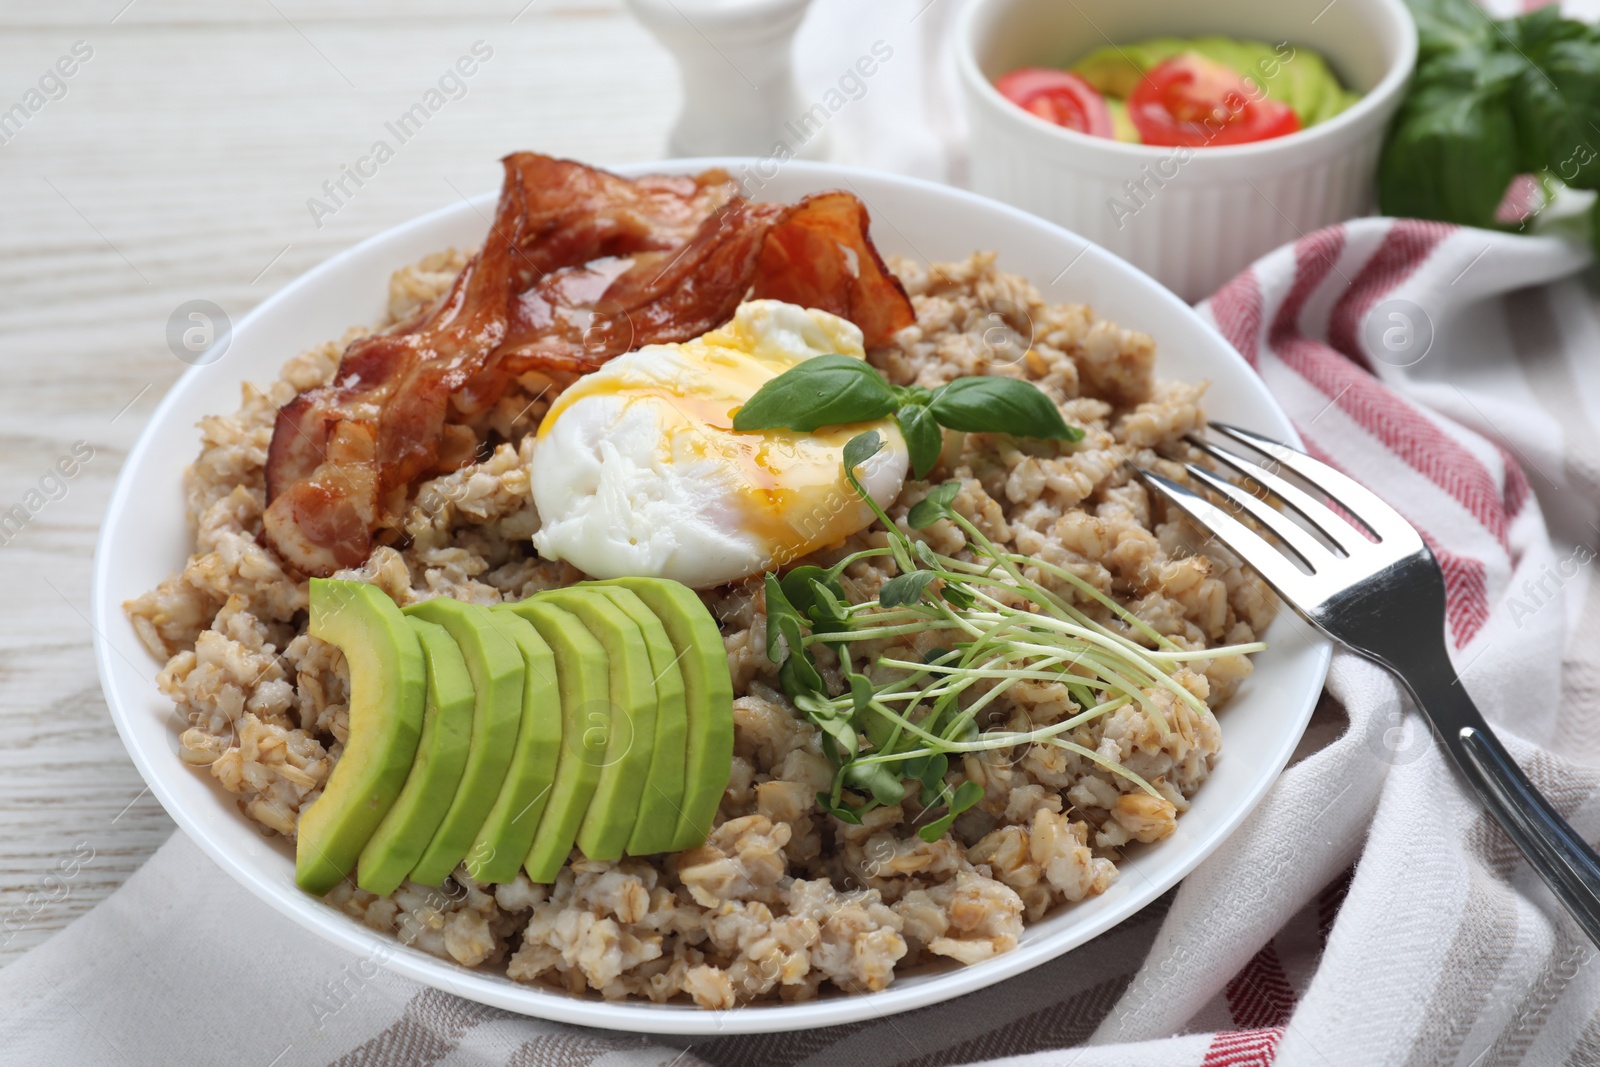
top-left (529, 300), bottom-right (909, 588)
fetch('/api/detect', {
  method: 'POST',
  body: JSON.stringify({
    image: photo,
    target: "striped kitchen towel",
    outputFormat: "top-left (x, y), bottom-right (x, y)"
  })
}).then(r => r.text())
top-left (2, 218), bottom-right (1598, 1066)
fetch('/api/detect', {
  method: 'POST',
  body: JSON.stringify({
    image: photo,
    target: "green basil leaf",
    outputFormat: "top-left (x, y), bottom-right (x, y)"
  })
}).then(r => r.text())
top-left (892, 383), bottom-right (934, 408)
top-left (1407, 0), bottom-right (1497, 60)
top-left (879, 569), bottom-right (937, 608)
top-left (1502, 5), bottom-right (1585, 57)
top-left (895, 403), bottom-right (943, 480)
top-left (927, 376), bottom-right (1082, 441)
top-left (907, 480), bottom-right (961, 529)
top-left (842, 430), bottom-right (883, 474)
top-left (1376, 1), bottom-right (1600, 225)
top-left (923, 646), bottom-right (953, 665)
top-left (731, 355), bottom-right (896, 432)
top-left (1377, 75), bottom-right (1519, 226)
top-left (1508, 32), bottom-right (1600, 189)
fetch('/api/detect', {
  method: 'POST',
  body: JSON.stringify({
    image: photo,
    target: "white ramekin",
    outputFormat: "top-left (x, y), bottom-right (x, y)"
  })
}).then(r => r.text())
top-left (957, 0), bottom-right (1417, 302)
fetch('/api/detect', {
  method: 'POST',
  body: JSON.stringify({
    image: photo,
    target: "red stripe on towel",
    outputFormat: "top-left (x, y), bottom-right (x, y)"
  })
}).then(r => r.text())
top-left (1278, 340), bottom-right (1510, 554)
top-left (1326, 219), bottom-right (1453, 368)
top-left (1225, 942), bottom-right (1296, 1030)
top-left (1267, 227), bottom-right (1346, 348)
top-left (1202, 1027), bottom-right (1285, 1066)
top-left (1209, 267), bottom-right (1264, 367)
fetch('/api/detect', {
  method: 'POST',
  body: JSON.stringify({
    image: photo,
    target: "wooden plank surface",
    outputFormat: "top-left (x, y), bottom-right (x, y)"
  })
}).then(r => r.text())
top-left (0, 0), bottom-right (676, 966)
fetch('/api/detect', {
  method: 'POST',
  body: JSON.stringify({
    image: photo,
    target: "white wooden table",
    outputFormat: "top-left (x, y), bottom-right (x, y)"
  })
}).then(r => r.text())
top-left (0, 0), bottom-right (680, 966)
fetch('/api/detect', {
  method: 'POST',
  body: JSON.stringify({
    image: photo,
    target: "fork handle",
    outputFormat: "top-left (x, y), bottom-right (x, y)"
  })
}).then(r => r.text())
top-left (1404, 667), bottom-right (1600, 947)
top-left (1450, 724), bottom-right (1600, 946)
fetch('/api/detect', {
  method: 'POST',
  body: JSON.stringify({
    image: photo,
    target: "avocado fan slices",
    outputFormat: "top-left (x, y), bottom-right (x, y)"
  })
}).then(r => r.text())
top-left (293, 577), bottom-right (734, 894)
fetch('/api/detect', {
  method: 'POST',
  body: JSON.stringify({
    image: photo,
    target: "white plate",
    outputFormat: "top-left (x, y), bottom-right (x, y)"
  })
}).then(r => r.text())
top-left (92, 160), bottom-right (1331, 1035)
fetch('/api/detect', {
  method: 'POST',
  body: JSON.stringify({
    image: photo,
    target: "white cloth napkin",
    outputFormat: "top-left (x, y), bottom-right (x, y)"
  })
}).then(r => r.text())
top-left (12, 4), bottom-right (1600, 1064)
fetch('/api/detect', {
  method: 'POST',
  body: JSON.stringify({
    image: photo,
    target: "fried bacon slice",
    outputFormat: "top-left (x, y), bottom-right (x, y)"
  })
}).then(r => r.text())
top-left (261, 161), bottom-right (525, 575)
top-left (456, 198), bottom-right (790, 409)
top-left (262, 153), bottom-right (915, 576)
top-left (752, 191), bottom-right (916, 348)
top-left (458, 191), bottom-right (913, 410)
top-left (503, 153), bottom-right (738, 289)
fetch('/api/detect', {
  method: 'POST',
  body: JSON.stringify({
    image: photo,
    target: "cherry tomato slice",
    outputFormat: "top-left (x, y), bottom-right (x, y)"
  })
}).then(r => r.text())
top-left (995, 68), bottom-right (1114, 138)
top-left (1128, 54), bottom-right (1301, 147)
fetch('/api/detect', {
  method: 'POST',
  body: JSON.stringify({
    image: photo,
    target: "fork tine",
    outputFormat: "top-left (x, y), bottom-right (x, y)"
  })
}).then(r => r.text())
top-left (1208, 422), bottom-right (1425, 553)
top-left (1136, 468), bottom-right (1315, 604)
top-left (1186, 435), bottom-right (1364, 556)
top-left (1182, 463), bottom-right (1333, 572)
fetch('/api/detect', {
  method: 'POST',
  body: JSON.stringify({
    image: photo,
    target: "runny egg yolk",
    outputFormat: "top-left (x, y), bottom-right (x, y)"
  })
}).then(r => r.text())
top-left (528, 300), bottom-right (910, 589)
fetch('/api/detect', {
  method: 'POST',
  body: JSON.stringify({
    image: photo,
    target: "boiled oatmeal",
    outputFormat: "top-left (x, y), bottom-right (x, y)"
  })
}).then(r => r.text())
top-left (127, 244), bottom-right (1270, 1007)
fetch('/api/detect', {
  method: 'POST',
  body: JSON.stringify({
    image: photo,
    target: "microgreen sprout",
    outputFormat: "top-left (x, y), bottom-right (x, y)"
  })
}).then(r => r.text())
top-left (763, 430), bottom-right (1266, 837)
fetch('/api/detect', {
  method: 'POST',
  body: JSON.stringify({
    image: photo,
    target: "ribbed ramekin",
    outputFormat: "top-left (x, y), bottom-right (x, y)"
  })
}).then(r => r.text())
top-left (957, 0), bottom-right (1416, 302)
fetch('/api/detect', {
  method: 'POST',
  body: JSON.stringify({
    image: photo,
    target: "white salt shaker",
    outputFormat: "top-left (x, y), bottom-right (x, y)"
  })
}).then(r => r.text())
top-left (624, 0), bottom-right (825, 160)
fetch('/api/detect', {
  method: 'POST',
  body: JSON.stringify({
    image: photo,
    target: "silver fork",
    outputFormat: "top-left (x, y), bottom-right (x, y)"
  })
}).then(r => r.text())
top-left (1135, 421), bottom-right (1600, 947)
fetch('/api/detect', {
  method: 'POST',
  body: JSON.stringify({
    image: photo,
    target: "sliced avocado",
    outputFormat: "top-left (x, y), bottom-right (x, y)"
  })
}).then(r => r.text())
top-left (469, 609), bottom-right (562, 883)
top-left (356, 616), bottom-right (475, 897)
top-left (1072, 45), bottom-right (1148, 99)
top-left (1074, 37), bottom-right (1241, 94)
top-left (534, 588), bottom-right (657, 863)
top-left (591, 577), bottom-right (733, 852)
top-left (1274, 49), bottom-right (1359, 126)
top-left (1189, 36), bottom-right (1271, 80)
top-left (402, 598), bottom-right (524, 886)
top-left (296, 579), bottom-right (425, 896)
top-left (500, 599), bottom-right (608, 883)
top-left (583, 586), bottom-right (688, 856)
top-left (1105, 98), bottom-right (1140, 144)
